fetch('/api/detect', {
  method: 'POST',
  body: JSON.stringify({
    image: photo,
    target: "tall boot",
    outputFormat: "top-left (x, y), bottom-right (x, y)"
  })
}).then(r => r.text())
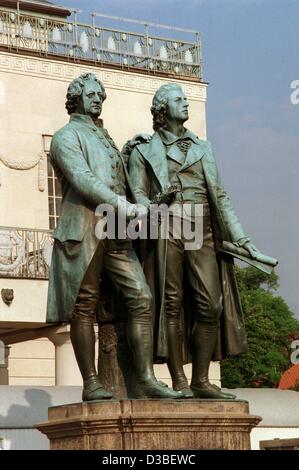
top-left (127, 319), bottom-right (181, 399)
top-left (190, 322), bottom-right (236, 399)
top-left (167, 319), bottom-right (193, 398)
top-left (70, 317), bottom-right (113, 401)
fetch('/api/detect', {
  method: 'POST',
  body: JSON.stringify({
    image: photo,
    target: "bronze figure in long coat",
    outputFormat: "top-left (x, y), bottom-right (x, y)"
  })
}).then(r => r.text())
top-left (129, 83), bottom-right (263, 399)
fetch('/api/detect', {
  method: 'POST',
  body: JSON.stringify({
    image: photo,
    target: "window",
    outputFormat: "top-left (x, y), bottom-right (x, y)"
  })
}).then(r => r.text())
top-left (47, 156), bottom-right (62, 230)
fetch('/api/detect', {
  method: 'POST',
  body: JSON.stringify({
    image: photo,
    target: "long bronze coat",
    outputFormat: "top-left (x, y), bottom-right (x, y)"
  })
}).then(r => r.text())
top-left (129, 131), bottom-right (248, 360)
top-left (47, 114), bottom-right (135, 323)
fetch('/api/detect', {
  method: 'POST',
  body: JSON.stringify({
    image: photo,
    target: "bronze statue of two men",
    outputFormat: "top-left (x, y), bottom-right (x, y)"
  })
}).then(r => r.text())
top-left (47, 73), bottom-right (265, 401)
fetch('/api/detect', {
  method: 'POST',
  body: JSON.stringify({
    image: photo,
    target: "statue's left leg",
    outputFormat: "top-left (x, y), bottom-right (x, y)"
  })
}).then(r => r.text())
top-left (164, 223), bottom-right (194, 398)
top-left (185, 215), bottom-right (236, 400)
top-left (190, 323), bottom-right (235, 399)
top-left (71, 242), bottom-right (114, 401)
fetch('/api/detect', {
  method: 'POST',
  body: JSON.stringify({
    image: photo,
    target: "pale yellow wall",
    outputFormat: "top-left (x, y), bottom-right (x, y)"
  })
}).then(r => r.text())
top-left (154, 362), bottom-right (221, 388)
top-left (8, 338), bottom-right (55, 386)
top-left (7, 339), bottom-right (220, 388)
top-left (0, 279), bottom-right (48, 323)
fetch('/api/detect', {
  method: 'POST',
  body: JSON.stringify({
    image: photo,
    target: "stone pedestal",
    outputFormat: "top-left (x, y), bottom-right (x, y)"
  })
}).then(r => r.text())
top-left (37, 399), bottom-right (261, 450)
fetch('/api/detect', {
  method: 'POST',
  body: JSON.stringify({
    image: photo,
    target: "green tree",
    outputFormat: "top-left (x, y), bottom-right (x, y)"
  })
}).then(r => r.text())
top-left (221, 266), bottom-right (299, 388)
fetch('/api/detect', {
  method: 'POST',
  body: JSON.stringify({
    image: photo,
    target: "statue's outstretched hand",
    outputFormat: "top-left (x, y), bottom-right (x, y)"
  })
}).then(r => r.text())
top-left (231, 240), bottom-right (278, 267)
top-left (243, 242), bottom-right (261, 259)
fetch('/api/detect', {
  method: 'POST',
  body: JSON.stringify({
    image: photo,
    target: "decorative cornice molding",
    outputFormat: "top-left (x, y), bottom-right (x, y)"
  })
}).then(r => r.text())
top-left (0, 51), bottom-right (207, 102)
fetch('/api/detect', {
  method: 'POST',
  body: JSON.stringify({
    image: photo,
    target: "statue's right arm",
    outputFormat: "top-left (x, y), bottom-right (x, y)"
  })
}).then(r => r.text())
top-left (51, 130), bottom-right (120, 209)
top-left (128, 147), bottom-right (151, 208)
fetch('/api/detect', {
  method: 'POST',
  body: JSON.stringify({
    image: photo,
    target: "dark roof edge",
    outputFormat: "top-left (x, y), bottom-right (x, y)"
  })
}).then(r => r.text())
top-left (0, 0), bottom-right (71, 17)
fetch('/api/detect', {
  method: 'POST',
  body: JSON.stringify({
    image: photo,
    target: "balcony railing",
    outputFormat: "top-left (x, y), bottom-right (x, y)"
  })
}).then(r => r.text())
top-left (0, 9), bottom-right (202, 79)
top-left (0, 227), bottom-right (53, 279)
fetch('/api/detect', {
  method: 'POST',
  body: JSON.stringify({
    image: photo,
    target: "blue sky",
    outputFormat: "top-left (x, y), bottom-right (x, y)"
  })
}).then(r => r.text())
top-left (58, 0), bottom-right (299, 319)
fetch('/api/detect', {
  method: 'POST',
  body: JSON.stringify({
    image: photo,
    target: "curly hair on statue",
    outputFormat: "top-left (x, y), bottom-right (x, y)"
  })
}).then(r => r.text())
top-left (65, 73), bottom-right (107, 115)
top-left (151, 83), bottom-right (183, 131)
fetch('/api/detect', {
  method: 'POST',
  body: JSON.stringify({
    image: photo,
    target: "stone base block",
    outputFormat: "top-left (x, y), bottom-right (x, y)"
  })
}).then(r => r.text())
top-left (37, 399), bottom-right (261, 450)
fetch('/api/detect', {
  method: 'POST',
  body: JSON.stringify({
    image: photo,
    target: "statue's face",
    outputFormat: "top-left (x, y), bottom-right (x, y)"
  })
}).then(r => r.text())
top-left (165, 88), bottom-right (189, 123)
top-left (76, 80), bottom-right (103, 118)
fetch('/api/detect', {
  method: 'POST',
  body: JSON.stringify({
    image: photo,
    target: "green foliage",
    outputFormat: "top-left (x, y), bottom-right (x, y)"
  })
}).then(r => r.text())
top-left (221, 266), bottom-right (299, 388)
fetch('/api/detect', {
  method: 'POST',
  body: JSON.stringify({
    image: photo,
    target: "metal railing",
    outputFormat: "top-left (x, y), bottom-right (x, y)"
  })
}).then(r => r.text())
top-left (0, 227), bottom-right (53, 279)
top-left (0, 8), bottom-right (202, 79)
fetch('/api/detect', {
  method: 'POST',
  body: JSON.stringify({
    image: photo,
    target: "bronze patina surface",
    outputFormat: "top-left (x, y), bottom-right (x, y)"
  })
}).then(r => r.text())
top-left (129, 83), bottom-right (273, 399)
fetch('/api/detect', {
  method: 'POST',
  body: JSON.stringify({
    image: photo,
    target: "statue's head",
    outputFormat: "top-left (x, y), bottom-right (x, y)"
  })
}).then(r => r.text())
top-left (65, 73), bottom-right (107, 118)
top-left (151, 83), bottom-right (189, 131)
